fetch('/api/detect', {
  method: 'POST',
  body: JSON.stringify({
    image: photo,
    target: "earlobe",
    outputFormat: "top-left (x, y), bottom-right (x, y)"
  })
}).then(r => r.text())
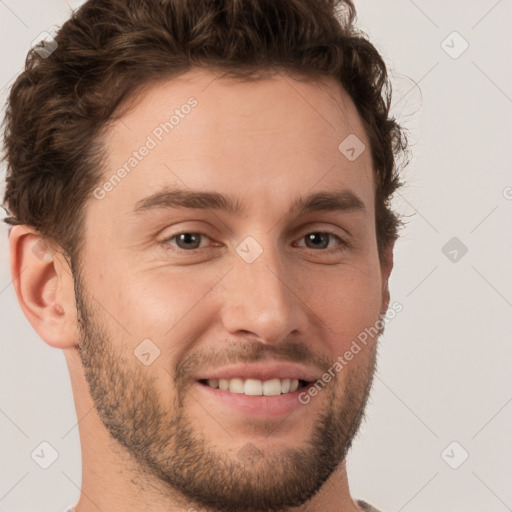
top-left (9, 225), bottom-right (79, 349)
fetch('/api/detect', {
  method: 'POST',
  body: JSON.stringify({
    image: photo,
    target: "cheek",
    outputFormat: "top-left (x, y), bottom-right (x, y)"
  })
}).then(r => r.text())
top-left (97, 266), bottom-right (224, 355)
top-left (303, 262), bottom-right (384, 351)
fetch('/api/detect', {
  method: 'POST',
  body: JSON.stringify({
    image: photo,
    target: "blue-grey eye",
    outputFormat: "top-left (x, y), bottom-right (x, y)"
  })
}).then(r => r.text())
top-left (304, 232), bottom-right (333, 249)
top-left (174, 232), bottom-right (203, 250)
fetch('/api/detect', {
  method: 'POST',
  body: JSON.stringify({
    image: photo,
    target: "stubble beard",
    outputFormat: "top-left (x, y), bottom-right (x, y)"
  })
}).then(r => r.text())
top-left (73, 269), bottom-right (378, 512)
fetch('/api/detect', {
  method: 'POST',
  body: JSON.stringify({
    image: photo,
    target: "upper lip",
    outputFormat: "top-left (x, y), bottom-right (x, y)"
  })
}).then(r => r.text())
top-left (195, 362), bottom-right (320, 383)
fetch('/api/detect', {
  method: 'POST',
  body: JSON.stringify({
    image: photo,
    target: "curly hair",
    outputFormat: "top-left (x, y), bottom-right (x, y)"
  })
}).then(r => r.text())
top-left (2, 0), bottom-right (407, 267)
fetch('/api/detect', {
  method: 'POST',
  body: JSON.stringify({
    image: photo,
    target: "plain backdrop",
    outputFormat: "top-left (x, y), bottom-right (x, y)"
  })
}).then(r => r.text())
top-left (1, 1), bottom-right (511, 511)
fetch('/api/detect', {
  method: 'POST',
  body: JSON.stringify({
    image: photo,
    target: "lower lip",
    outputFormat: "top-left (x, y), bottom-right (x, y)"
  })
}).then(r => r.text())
top-left (194, 382), bottom-right (310, 419)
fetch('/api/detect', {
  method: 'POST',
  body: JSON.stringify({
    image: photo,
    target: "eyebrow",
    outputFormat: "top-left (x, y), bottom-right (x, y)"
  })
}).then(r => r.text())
top-left (133, 187), bottom-right (366, 217)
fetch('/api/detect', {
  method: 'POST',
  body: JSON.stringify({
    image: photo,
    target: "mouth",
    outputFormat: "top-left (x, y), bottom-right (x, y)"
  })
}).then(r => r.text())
top-left (191, 362), bottom-right (322, 418)
top-left (194, 377), bottom-right (317, 419)
top-left (198, 377), bottom-right (311, 396)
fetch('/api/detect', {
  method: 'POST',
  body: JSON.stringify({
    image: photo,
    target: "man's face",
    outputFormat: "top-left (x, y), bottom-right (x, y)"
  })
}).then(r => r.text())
top-left (74, 69), bottom-right (391, 512)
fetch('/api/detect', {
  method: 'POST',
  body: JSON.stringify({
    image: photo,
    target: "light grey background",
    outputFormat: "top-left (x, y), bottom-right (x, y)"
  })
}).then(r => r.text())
top-left (1, 1), bottom-right (511, 511)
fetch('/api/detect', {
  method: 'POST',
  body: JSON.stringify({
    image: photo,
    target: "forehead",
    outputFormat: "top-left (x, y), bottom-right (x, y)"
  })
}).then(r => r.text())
top-left (89, 68), bottom-right (374, 226)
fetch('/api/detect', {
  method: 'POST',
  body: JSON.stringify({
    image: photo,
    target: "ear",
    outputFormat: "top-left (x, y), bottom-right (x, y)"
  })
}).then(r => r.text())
top-left (9, 225), bottom-right (79, 349)
top-left (379, 241), bottom-right (395, 317)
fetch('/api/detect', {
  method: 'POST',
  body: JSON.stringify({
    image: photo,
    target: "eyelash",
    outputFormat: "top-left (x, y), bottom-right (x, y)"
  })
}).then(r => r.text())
top-left (159, 230), bottom-right (350, 254)
top-left (294, 230), bottom-right (348, 251)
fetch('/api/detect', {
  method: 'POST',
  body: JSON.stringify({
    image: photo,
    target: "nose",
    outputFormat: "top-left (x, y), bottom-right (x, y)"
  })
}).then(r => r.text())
top-left (219, 244), bottom-right (309, 345)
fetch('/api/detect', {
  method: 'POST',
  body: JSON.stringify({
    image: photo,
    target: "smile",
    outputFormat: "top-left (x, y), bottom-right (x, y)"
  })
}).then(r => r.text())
top-left (199, 377), bottom-right (310, 396)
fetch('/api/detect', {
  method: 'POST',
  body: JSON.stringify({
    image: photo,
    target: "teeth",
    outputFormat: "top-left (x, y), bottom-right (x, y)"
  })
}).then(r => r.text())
top-left (244, 378), bottom-right (263, 395)
top-left (262, 378), bottom-right (282, 396)
top-left (205, 377), bottom-right (301, 396)
top-left (229, 378), bottom-right (244, 394)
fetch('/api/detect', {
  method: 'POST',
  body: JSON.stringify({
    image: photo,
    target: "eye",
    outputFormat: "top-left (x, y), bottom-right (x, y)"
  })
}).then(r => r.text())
top-left (296, 231), bottom-right (345, 251)
top-left (163, 232), bottom-right (210, 250)
top-left (159, 230), bottom-right (348, 255)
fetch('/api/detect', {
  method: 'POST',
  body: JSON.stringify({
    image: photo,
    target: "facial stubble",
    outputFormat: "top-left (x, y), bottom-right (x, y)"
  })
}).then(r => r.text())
top-left (73, 268), bottom-right (379, 512)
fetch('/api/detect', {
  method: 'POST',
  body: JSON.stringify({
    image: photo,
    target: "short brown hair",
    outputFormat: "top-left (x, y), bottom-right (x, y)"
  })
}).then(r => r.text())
top-left (2, 0), bottom-right (407, 267)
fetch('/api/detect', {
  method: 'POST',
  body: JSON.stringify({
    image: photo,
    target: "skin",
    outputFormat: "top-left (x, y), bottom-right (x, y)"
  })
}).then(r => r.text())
top-left (9, 68), bottom-right (393, 512)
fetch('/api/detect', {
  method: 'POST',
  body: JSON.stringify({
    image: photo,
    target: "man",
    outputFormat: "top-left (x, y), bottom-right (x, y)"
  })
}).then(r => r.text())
top-left (3, 0), bottom-right (407, 511)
